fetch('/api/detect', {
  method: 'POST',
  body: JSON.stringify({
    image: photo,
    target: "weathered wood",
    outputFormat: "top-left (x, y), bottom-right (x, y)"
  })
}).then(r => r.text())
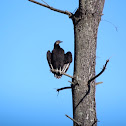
top-left (72, 0), bottom-right (105, 126)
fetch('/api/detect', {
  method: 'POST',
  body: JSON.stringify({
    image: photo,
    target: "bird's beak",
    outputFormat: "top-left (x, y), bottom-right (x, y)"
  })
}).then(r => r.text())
top-left (57, 41), bottom-right (62, 44)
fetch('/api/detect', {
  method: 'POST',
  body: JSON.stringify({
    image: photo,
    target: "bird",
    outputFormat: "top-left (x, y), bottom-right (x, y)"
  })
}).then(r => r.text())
top-left (47, 40), bottom-right (72, 78)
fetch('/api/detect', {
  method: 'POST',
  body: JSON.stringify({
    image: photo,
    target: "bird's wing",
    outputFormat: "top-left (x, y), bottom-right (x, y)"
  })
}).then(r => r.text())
top-left (47, 51), bottom-right (53, 69)
top-left (62, 52), bottom-right (72, 73)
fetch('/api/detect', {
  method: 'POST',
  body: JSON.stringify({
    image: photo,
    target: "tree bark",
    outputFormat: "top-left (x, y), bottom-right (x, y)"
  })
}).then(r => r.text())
top-left (72, 0), bottom-right (105, 126)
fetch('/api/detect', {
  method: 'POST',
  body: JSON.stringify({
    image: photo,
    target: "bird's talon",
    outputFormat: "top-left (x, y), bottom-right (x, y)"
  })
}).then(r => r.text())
top-left (56, 68), bottom-right (58, 73)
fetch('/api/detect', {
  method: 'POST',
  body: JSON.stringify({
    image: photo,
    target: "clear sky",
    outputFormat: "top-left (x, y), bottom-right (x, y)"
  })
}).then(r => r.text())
top-left (0, 0), bottom-right (126, 126)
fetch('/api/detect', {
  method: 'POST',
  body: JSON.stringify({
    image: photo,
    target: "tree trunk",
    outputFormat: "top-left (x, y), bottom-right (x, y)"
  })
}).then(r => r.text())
top-left (72, 0), bottom-right (105, 126)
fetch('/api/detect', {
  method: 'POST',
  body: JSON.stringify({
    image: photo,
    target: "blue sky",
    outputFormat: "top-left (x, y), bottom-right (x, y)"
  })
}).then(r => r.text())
top-left (0, 0), bottom-right (126, 126)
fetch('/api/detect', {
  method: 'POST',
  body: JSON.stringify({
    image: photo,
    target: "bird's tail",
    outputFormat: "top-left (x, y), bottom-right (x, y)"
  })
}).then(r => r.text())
top-left (54, 74), bottom-right (62, 79)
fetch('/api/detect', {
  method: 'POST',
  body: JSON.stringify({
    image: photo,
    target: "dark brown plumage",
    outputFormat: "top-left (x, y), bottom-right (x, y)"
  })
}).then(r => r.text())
top-left (47, 40), bottom-right (72, 78)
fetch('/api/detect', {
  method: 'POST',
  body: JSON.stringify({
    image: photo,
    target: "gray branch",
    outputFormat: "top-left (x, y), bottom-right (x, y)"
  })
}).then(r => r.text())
top-left (28, 0), bottom-right (73, 18)
top-left (51, 69), bottom-right (73, 79)
top-left (65, 114), bottom-right (81, 126)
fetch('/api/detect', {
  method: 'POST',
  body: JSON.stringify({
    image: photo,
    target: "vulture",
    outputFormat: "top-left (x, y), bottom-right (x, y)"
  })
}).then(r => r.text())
top-left (47, 40), bottom-right (72, 78)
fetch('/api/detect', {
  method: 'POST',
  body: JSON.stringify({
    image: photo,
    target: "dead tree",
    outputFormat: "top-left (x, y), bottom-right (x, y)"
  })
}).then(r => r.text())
top-left (28, 0), bottom-right (106, 126)
top-left (72, 1), bottom-right (105, 126)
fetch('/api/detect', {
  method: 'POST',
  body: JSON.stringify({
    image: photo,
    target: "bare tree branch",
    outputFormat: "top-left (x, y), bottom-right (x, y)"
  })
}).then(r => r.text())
top-left (41, 0), bottom-right (49, 6)
top-left (65, 114), bottom-right (81, 126)
top-left (88, 59), bottom-right (109, 84)
top-left (68, 81), bottom-right (74, 85)
top-left (28, 0), bottom-right (73, 18)
top-left (57, 86), bottom-right (71, 92)
top-left (75, 59), bottom-right (109, 109)
top-left (57, 81), bottom-right (103, 93)
top-left (95, 82), bottom-right (103, 85)
top-left (102, 19), bottom-right (118, 32)
top-left (57, 83), bottom-right (79, 92)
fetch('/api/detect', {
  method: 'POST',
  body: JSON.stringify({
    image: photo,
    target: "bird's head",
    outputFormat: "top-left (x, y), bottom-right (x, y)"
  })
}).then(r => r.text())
top-left (54, 40), bottom-right (62, 48)
top-left (55, 40), bottom-right (62, 45)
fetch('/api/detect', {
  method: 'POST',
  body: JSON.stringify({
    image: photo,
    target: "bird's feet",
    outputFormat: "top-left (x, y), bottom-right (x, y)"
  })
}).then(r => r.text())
top-left (56, 68), bottom-right (59, 73)
top-left (54, 68), bottom-right (62, 75)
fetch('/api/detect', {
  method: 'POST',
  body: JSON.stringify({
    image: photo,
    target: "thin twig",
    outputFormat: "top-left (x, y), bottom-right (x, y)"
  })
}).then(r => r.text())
top-left (96, 82), bottom-right (103, 85)
top-left (102, 19), bottom-right (118, 32)
top-left (28, 0), bottom-right (73, 18)
top-left (51, 69), bottom-right (73, 79)
top-left (88, 59), bottom-right (109, 84)
top-left (41, 0), bottom-right (49, 6)
top-left (65, 114), bottom-right (81, 126)
top-left (68, 81), bottom-right (74, 85)
top-left (57, 83), bottom-right (79, 92)
top-left (57, 86), bottom-right (71, 92)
